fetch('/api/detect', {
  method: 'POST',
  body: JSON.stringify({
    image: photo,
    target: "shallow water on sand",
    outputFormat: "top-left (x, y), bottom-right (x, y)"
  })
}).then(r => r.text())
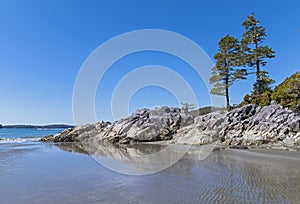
top-left (0, 142), bottom-right (300, 204)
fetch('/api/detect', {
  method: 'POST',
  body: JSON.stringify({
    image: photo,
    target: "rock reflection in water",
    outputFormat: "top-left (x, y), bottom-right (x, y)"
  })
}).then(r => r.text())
top-left (56, 143), bottom-right (300, 203)
top-left (55, 142), bottom-right (167, 156)
top-left (56, 142), bottom-right (195, 175)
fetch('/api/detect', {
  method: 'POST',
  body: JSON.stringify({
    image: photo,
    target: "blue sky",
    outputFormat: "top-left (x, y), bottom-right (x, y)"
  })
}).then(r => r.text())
top-left (0, 0), bottom-right (299, 125)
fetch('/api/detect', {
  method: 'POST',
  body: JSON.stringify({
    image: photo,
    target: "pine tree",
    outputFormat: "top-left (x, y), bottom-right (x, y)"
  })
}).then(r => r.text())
top-left (241, 13), bottom-right (276, 94)
top-left (210, 35), bottom-right (247, 111)
top-left (252, 71), bottom-right (275, 93)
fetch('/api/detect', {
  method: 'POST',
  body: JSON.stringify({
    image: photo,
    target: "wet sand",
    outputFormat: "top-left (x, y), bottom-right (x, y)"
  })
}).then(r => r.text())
top-left (0, 142), bottom-right (300, 203)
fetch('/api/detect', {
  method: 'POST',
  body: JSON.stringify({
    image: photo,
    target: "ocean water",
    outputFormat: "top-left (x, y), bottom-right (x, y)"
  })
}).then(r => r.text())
top-left (0, 128), bottom-right (65, 143)
top-left (1, 129), bottom-right (300, 203)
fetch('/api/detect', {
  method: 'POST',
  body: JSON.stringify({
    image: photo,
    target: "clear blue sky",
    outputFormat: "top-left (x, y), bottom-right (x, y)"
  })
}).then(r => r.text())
top-left (0, 0), bottom-right (299, 125)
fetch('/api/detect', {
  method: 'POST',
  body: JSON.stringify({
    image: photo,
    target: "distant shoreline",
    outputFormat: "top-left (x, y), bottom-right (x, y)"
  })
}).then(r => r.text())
top-left (0, 124), bottom-right (75, 129)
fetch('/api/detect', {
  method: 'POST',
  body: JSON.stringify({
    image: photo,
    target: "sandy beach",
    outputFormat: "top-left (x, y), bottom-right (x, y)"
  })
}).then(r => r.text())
top-left (1, 141), bottom-right (300, 204)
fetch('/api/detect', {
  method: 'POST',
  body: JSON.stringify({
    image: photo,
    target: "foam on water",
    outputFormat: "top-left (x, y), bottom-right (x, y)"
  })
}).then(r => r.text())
top-left (0, 137), bottom-right (41, 143)
top-left (0, 127), bottom-right (64, 144)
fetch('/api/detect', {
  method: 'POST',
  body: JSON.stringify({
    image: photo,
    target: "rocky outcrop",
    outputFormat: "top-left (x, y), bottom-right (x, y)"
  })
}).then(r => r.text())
top-left (172, 104), bottom-right (300, 146)
top-left (41, 107), bottom-right (194, 144)
top-left (40, 122), bottom-right (111, 142)
top-left (41, 104), bottom-right (300, 148)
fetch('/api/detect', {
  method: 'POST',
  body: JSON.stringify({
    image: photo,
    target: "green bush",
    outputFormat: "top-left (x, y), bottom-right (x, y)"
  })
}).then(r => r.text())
top-left (241, 90), bottom-right (272, 107)
top-left (252, 90), bottom-right (273, 106)
top-left (190, 106), bottom-right (225, 117)
top-left (271, 71), bottom-right (300, 111)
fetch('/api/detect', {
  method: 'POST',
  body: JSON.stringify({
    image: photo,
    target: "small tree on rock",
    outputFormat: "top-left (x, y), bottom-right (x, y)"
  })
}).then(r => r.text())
top-left (181, 103), bottom-right (195, 113)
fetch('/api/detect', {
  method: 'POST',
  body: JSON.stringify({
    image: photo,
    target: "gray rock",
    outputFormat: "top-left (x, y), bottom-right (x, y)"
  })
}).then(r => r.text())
top-left (41, 107), bottom-right (194, 144)
top-left (171, 104), bottom-right (300, 146)
top-left (41, 104), bottom-right (300, 148)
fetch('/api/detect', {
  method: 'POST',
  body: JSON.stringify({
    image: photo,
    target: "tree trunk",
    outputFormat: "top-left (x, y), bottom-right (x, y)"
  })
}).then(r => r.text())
top-left (226, 88), bottom-right (230, 111)
top-left (225, 53), bottom-right (230, 112)
top-left (256, 59), bottom-right (260, 94)
top-left (225, 74), bottom-right (230, 112)
top-left (255, 41), bottom-right (261, 94)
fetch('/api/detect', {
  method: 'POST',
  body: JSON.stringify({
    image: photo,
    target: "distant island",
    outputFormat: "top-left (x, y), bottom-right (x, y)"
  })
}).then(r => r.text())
top-left (0, 124), bottom-right (75, 129)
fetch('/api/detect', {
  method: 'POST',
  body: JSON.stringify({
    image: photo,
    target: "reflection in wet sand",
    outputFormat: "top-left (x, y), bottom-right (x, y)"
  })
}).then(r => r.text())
top-left (56, 142), bottom-right (300, 203)
top-left (56, 142), bottom-right (196, 174)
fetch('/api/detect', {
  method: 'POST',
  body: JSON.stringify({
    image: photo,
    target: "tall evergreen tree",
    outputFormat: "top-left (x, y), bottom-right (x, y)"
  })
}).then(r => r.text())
top-left (210, 35), bottom-right (246, 111)
top-left (241, 13), bottom-right (276, 94)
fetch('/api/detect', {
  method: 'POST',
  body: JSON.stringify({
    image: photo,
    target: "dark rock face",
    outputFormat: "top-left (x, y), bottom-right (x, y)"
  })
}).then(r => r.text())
top-left (40, 128), bottom-right (75, 142)
top-left (172, 104), bottom-right (300, 146)
top-left (102, 107), bottom-right (194, 144)
top-left (41, 107), bottom-right (194, 144)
